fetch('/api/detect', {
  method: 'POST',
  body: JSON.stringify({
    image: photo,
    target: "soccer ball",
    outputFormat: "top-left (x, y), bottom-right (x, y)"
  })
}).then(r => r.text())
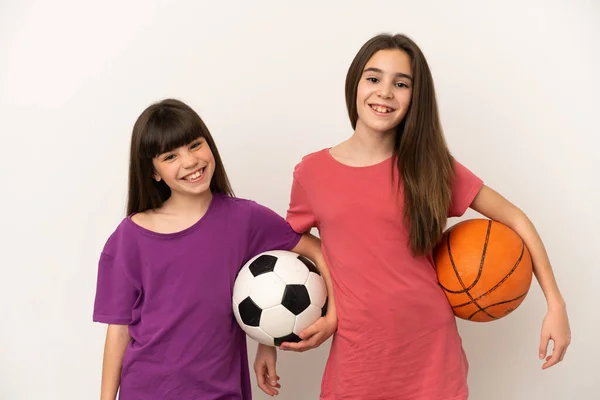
top-left (233, 250), bottom-right (328, 346)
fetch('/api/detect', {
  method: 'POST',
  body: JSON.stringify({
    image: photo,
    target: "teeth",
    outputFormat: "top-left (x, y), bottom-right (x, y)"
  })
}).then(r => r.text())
top-left (371, 105), bottom-right (393, 113)
top-left (185, 169), bottom-right (203, 181)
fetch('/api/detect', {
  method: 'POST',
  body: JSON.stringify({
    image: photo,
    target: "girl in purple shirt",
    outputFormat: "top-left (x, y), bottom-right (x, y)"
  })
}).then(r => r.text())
top-left (93, 98), bottom-right (337, 399)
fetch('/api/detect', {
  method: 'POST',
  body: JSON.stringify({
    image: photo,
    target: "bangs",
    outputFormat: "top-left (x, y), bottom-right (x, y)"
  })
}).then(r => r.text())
top-left (140, 105), bottom-right (205, 158)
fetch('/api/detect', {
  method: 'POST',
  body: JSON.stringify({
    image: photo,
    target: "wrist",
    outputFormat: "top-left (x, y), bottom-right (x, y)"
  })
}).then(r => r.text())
top-left (324, 312), bottom-right (338, 330)
top-left (547, 295), bottom-right (566, 310)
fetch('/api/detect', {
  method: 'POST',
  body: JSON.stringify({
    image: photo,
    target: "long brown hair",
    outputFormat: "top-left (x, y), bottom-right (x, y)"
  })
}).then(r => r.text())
top-left (345, 34), bottom-right (454, 256)
top-left (127, 98), bottom-right (234, 215)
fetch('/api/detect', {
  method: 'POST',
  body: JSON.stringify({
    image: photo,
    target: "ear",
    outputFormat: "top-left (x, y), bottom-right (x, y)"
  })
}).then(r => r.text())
top-left (153, 171), bottom-right (162, 182)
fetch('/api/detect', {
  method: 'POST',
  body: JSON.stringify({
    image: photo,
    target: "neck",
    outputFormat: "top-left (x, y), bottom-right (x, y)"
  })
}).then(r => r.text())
top-left (161, 190), bottom-right (214, 219)
top-left (348, 120), bottom-right (396, 161)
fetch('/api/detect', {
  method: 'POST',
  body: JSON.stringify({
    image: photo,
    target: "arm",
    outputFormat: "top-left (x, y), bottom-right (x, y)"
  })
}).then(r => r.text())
top-left (470, 185), bottom-right (571, 369)
top-left (280, 233), bottom-right (338, 351)
top-left (253, 233), bottom-right (337, 394)
top-left (254, 344), bottom-right (281, 396)
top-left (100, 324), bottom-right (131, 400)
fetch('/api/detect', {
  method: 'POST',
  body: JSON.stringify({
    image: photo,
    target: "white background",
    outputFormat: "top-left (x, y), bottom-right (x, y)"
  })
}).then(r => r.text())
top-left (1, 1), bottom-right (598, 399)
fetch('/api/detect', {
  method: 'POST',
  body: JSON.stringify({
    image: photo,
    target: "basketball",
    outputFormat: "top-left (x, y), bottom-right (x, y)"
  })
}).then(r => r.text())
top-left (433, 218), bottom-right (533, 322)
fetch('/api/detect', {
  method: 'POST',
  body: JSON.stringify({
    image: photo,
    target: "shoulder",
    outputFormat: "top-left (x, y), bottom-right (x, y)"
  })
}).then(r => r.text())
top-left (220, 194), bottom-right (285, 218)
top-left (293, 148), bottom-right (330, 180)
top-left (212, 195), bottom-right (287, 233)
top-left (101, 217), bottom-right (141, 258)
top-left (451, 157), bottom-right (483, 185)
top-left (215, 193), bottom-right (255, 210)
top-left (211, 193), bottom-right (262, 220)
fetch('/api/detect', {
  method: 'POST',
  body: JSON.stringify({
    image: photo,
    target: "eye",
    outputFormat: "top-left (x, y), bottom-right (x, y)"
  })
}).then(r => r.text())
top-left (366, 77), bottom-right (379, 83)
top-left (163, 154), bottom-right (176, 161)
top-left (190, 141), bottom-right (202, 150)
top-left (395, 82), bottom-right (410, 88)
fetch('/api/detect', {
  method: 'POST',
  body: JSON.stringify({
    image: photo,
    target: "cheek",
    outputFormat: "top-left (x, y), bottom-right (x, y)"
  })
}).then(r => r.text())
top-left (356, 84), bottom-right (370, 105)
top-left (202, 151), bottom-right (216, 173)
top-left (399, 90), bottom-right (413, 108)
top-left (202, 147), bottom-right (215, 162)
top-left (166, 160), bottom-right (183, 172)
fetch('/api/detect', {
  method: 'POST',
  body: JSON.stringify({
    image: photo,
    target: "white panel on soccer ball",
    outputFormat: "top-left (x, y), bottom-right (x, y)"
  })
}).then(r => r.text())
top-left (259, 305), bottom-right (296, 338)
top-left (240, 325), bottom-right (275, 346)
top-left (274, 254), bottom-right (310, 285)
top-left (293, 304), bottom-right (323, 335)
top-left (249, 272), bottom-right (286, 309)
top-left (232, 267), bottom-right (254, 305)
top-left (305, 272), bottom-right (327, 308)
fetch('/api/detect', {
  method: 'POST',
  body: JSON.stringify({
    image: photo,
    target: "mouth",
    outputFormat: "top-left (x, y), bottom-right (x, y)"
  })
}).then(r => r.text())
top-left (369, 104), bottom-right (396, 114)
top-left (181, 167), bottom-right (206, 182)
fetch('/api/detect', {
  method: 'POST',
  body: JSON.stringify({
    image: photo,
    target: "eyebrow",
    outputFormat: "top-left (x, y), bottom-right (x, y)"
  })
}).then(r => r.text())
top-left (363, 67), bottom-right (413, 81)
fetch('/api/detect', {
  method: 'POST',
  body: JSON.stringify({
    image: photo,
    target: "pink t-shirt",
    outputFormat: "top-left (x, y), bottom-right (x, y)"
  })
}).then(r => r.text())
top-left (287, 149), bottom-right (483, 400)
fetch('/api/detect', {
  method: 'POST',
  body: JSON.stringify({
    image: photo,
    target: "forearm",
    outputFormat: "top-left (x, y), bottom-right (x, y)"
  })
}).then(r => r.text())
top-left (471, 185), bottom-right (566, 309)
top-left (292, 233), bottom-right (337, 319)
top-left (311, 246), bottom-right (337, 319)
top-left (510, 212), bottom-right (565, 309)
top-left (471, 185), bottom-right (570, 368)
top-left (101, 324), bottom-right (131, 400)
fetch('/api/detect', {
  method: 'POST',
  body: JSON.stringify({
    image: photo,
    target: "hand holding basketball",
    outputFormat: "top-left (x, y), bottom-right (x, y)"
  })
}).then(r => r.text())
top-left (434, 218), bottom-right (571, 369)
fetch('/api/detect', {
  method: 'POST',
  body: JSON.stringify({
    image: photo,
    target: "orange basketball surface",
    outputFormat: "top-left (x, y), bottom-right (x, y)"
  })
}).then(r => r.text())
top-left (433, 219), bottom-right (533, 322)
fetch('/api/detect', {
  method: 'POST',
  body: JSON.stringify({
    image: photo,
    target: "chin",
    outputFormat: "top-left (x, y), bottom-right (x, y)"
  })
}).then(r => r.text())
top-left (366, 123), bottom-right (397, 135)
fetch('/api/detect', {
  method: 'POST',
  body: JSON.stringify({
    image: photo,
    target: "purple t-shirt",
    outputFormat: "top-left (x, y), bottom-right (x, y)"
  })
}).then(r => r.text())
top-left (93, 194), bottom-right (301, 400)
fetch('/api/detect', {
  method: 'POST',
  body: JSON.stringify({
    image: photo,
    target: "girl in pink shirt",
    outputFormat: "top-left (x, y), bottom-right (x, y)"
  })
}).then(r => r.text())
top-left (276, 34), bottom-right (571, 399)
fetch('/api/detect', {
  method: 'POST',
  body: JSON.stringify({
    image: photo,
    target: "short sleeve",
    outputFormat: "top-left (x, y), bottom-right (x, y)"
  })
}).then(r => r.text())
top-left (286, 165), bottom-right (317, 233)
top-left (448, 159), bottom-right (484, 217)
top-left (93, 236), bottom-right (140, 325)
top-left (246, 201), bottom-right (302, 261)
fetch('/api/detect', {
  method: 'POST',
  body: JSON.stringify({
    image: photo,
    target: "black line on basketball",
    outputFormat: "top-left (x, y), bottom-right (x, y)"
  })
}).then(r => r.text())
top-left (452, 240), bottom-right (525, 309)
top-left (440, 220), bottom-right (496, 320)
top-left (468, 291), bottom-right (528, 320)
top-left (439, 220), bottom-right (492, 294)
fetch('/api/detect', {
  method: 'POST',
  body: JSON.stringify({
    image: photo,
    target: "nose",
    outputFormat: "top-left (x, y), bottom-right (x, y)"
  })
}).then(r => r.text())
top-left (377, 83), bottom-right (393, 99)
top-left (181, 151), bottom-right (199, 169)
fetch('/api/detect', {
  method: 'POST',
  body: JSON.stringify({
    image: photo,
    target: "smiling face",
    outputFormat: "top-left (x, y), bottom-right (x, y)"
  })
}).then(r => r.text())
top-left (152, 137), bottom-right (215, 199)
top-left (355, 49), bottom-right (413, 136)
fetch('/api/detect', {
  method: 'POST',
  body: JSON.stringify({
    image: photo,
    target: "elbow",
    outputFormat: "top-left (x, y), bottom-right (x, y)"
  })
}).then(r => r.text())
top-left (108, 324), bottom-right (132, 344)
top-left (507, 207), bottom-right (533, 236)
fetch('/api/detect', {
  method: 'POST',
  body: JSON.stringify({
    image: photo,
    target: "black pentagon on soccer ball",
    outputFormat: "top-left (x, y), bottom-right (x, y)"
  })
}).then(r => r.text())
top-left (274, 333), bottom-right (301, 347)
top-left (238, 297), bottom-right (262, 327)
top-left (297, 255), bottom-right (320, 275)
top-left (281, 284), bottom-right (311, 315)
top-left (249, 254), bottom-right (277, 276)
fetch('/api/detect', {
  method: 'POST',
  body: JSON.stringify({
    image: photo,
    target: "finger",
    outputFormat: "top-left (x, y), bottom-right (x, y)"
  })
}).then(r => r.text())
top-left (303, 332), bottom-right (325, 348)
top-left (280, 334), bottom-right (321, 351)
top-left (256, 364), bottom-right (279, 396)
top-left (299, 323), bottom-right (320, 340)
top-left (266, 371), bottom-right (280, 395)
top-left (254, 364), bottom-right (265, 386)
top-left (255, 365), bottom-right (274, 396)
top-left (559, 346), bottom-right (567, 362)
top-left (538, 334), bottom-right (550, 360)
top-left (266, 360), bottom-right (280, 388)
top-left (542, 344), bottom-right (563, 370)
top-left (279, 341), bottom-right (310, 352)
top-left (280, 339), bottom-right (313, 352)
top-left (281, 334), bottom-right (322, 352)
